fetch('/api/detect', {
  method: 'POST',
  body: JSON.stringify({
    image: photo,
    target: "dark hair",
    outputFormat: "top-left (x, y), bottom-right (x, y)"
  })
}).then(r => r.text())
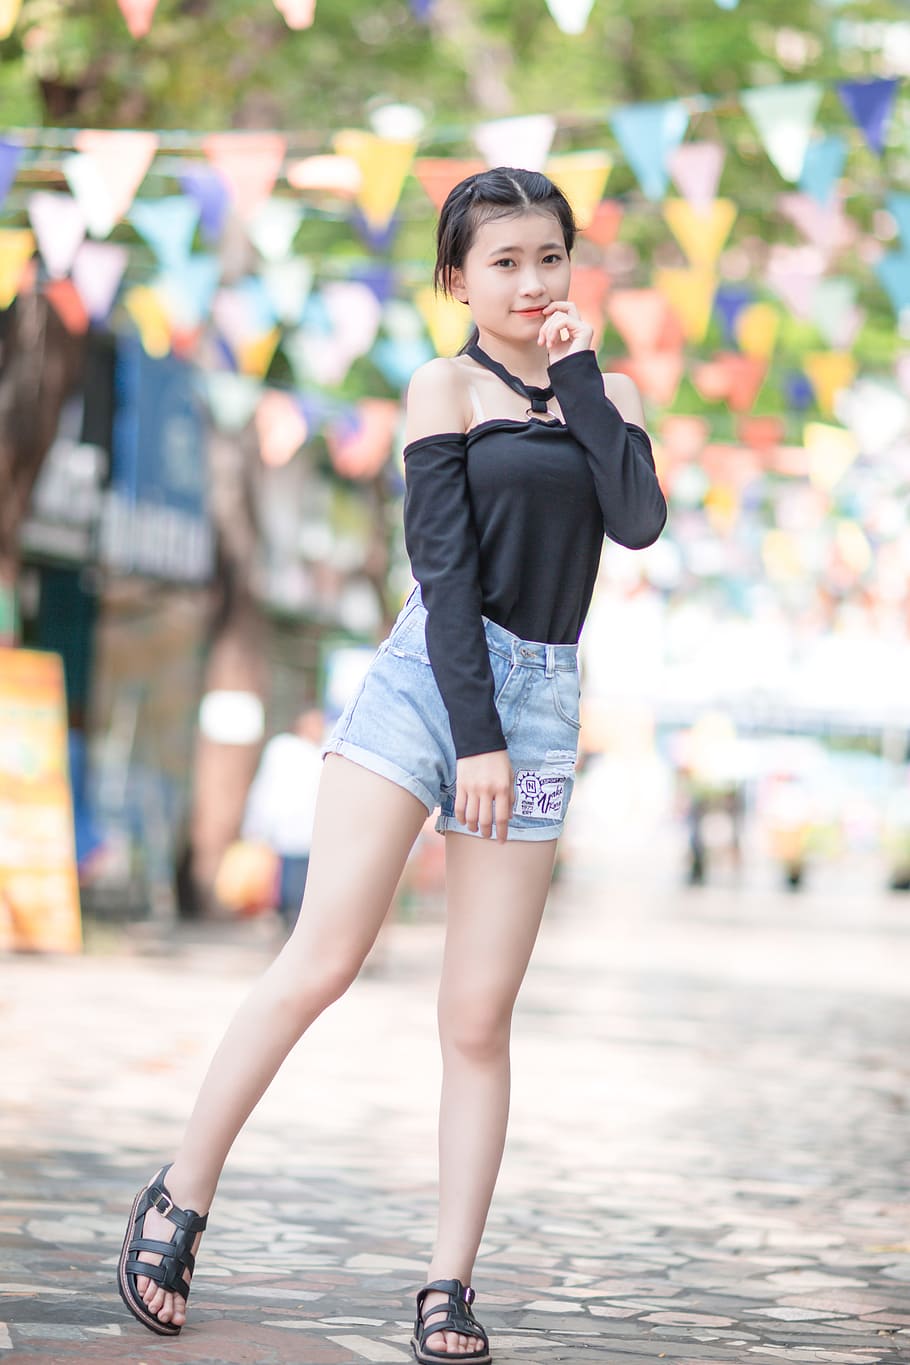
top-left (433, 166), bottom-right (577, 353)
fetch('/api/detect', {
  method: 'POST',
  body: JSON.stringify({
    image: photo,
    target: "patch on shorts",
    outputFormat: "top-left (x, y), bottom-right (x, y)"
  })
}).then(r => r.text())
top-left (513, 765), bottom-right (569, 820)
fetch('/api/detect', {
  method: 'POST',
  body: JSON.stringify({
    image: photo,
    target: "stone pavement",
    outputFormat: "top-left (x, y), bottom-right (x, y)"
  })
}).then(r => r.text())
top-left (2, 845), bottom-right (910, 1364)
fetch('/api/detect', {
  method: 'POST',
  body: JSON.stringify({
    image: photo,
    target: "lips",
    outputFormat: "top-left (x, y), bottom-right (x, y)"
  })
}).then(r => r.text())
top-left (515, 306), bottom-right (545, 315)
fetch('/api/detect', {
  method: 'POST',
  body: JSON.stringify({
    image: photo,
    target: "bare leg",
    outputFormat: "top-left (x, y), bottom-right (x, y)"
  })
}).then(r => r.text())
top-left (135, 753), bottom-right (429, 1327)
top-left (420, 833), bottom-right (558, 1356)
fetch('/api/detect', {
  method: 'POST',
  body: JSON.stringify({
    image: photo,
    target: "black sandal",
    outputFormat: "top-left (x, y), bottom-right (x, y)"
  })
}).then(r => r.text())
top-left (117, 1163), bottom-right (208, 1336)
top-left (411, 1277), bottom-right (492, 1363)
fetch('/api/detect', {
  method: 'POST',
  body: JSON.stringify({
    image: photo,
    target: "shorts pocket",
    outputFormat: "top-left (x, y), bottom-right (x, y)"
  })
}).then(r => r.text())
top-left (550, 668), bottom-right (581, 731)
top-left (387, 603), bottom-right (430, 662)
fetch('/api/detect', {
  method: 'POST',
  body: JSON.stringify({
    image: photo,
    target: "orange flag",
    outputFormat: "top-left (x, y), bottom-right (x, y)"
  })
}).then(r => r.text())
top-left (413, 158), bottom-right (486, 212)
top-left (44, 278), bottom-right (89, 334)
top-left (582, 199), bottom-right (623, 249)
top-left (327, 399), bottom-right (399, 480)
top-left (569, 265), bottom-right (610, 348)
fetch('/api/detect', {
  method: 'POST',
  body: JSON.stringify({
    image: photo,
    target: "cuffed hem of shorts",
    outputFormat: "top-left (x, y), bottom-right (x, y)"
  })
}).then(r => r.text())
top-left (321, 737), bottom-right (437, 816)
top-left (434, 814), bottom-right (564, 841)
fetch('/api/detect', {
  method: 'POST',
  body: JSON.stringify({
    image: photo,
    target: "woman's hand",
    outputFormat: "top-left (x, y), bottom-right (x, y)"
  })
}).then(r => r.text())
top-left (537, 300), bottom-right (593, 364)
top-left (455, 750), bottom-right (514, 842)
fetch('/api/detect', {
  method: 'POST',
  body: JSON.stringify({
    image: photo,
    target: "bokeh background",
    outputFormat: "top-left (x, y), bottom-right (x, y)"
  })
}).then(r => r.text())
top-left (1, 0), bottom-right (909, 948)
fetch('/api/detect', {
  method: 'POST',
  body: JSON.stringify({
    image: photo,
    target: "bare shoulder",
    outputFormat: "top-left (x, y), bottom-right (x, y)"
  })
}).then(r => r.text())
top-left (405, 357), bottom-right (468, 445)
top-left (600, 370), bottom-right (647, 427)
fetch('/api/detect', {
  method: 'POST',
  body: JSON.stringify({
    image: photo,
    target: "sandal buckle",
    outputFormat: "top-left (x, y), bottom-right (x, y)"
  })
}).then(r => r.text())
top-left (154, 1192), bottom-right (174, 1217)
top-left (464, 1285), bottom-right (475, 1305)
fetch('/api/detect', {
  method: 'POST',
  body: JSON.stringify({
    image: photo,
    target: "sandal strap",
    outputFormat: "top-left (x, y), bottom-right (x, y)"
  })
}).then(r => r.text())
top-left (124, 1166), bottom-right (208, 1300)
top-left (415, 1279), bottom-right (487, 1350)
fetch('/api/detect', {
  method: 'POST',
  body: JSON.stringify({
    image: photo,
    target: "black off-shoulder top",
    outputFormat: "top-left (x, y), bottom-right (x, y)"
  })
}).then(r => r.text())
top-left (401, 347), bottom-right (668, 760)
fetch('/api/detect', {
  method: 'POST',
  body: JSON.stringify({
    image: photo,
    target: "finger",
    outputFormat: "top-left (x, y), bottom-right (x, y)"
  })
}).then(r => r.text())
top-left (478, 794), bottom-right (493, 839)
top-left (496, 799), bottom-right (510, 843)
top-left (464, 792), bottom-right (479, 832)
top-left (455, 786), bottom-right (467, 825)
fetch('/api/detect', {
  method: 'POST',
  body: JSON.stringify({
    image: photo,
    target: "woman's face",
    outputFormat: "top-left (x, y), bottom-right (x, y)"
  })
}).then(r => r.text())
top-left (448, 209), bottom-right (571, 344)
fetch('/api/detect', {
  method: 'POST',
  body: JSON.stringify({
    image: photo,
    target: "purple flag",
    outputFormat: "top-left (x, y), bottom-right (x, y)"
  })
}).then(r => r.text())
top-left (0, 140), bottom-right (23, 210)
top-left (837, 78), bottom-right (899, 156)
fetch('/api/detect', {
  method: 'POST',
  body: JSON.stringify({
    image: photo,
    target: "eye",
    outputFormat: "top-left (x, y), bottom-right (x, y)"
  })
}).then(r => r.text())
top-left (543, 253), bottom-right (563, 264)
top-left (493, 257), bottom-right (515, 268)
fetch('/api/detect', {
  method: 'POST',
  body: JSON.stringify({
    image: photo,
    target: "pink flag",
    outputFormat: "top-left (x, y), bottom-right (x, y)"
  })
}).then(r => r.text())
top-left (117, 0), bottom-right (159, 37)
top-left (72, 241), bottom-right (129, 322)
top-left (203, 133), bottom-right (287, 220)
top-left (668, 142), bottom-right (724, 210)
top-left (27, 192), bottom-right (85, 279)
top-left (73, 130), bottom-right (158, 230)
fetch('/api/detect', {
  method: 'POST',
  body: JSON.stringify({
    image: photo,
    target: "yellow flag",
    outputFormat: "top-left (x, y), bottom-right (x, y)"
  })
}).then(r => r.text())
top-left (333, 130), bottom-right (417, 231)
top-left (654, 266), bottom-right (716, 343)
top-left (415, 286), bottom-right (470, 357)
top-left (0, 228), bottom-right (33, 307)
top-left (0, 0), bottom-right (22, 39)
top-left (736, 302), bottom-right (780, 359)
top-left (239, 327), bottom-right (281, 379)
top-left (804, 421), bottom-right (858, 491)
top-left (803, 351), bottom-right (856, 416)
top-left (662, 198), bottom-right (737, 268)
top-left (124, 286), bottom-right (170, 357)
top-left (546, 151), bottom-right (613, 231)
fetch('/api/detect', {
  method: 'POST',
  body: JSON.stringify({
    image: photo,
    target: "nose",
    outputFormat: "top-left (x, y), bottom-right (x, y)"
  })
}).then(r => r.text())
top-left (518, 270), bottom-right (546, 298)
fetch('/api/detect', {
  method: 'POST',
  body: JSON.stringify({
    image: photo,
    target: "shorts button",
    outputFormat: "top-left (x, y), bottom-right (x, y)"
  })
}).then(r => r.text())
top-left (520, 646), bottom-right (532, 657)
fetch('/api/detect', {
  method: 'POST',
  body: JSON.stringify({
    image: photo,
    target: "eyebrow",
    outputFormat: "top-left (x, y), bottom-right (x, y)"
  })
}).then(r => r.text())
top-left (486, 242), bottom-right (564, 256)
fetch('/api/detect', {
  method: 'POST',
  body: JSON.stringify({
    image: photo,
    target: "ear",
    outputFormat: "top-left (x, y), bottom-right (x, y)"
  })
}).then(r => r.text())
top-left (448, 266), bottom-right (469, 304)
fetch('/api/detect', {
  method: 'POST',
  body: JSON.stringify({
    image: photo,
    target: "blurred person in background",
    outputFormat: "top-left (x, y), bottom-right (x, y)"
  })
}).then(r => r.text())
top-left (117, 167), bottom-right (667, 1363)
top-left (241, 707), bottom-right (325, 933)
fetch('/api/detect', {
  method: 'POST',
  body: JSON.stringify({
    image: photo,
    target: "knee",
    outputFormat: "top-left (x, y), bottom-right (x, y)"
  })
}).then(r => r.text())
top-left (438, 994), bottom-right (512, 1065)
top-left (272, 946), bottom-right (362, 1023)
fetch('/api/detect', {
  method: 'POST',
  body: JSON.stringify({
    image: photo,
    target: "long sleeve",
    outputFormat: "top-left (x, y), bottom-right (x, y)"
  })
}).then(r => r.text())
top-left (547, 349), bottom-right (668, 550)
top-left (402, 433), bottom-right (508, 759)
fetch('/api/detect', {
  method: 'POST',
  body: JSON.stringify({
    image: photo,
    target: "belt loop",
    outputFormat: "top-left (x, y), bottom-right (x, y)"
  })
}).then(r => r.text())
top-left (545, 645), bottom-right (555, 678)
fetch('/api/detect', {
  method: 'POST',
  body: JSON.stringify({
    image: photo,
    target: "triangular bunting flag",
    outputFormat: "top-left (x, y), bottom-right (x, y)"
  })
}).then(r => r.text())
top-left (0, 0), bottom-right (22, 39)
top-left (546, 150), bottom-right (612, 230)
top-left (0, 139), bottom-right (22, 209)
top-left (474, 114), bottom-right (556, 172)
top-left (333, 130), bottom-right (416, 231)
top-left (607, 288), bottom-right (670, 354)
top-left (71, 241), bottom-right (129, 322)
top-left (713, 286), bottom-right (753, 345)
top-left (179, 167), bottom-right (231, 244)
top-left (256, 389), bottom-right (308, 467)
top-left (205, 373), bottom-right (262, 432)
top-left (886, 192), bottom-right (910, 247)
top-left (0, 228), bottom-right (35, 307)
top-left (124, 285), bottom-right (171, 357)
top-left (766, 243), bottom-right (825, 320)
top-left (874, 251), bottom-right (910, 318)
top-left (812, 278), bottom-right (864, 350)
top-left (246, 198), bottom-right (303, 261)
top-left (608, 99), bottom-right (689, 200)
top-left (776, 192), bottom-right (855, 258)
top-left (545, 0), bottom-right (595, 35)
top-left (129, 196), bottom-right (200, 266)
top-left (662, 198), bottom-right (736, 267)
top-left (735, 301), bottom-right (779, 359)
top-left (72, 129), bottom-right (158, 233)
top-left (740, 81), bottom-right (823, 182)
top-left (326, 398), bottom-right (399, 480)
top-left (568, 264), bottom-right (610, 347)
top-left (157, 256), bottom-right (221, 329)
top-left (413, 158), bottom-right (487, 212)
top-left (273, 0), bottom-right (316, 28)
top-left (44, 278), bottom-right (89, 334)
top-left (668, 141), bottom-right (724, 209)
top-left (837, 77), bottom-right (899, 156)
top-left (203, 132), bottom-right (287, 220)
top-left (803, 351), bottom-right (858, 416)
top-left (799, 134), bottom-right (846, 204)
top-left (581, 198), bottom-right (623, 248)
top-left (804, 421), bottom-right (858, 491)
top-left (415, 286), bottom-right (470, 356)
top-left (27, 192), bottom-right (86, 279)
top-left (614, 353), bottom-right (684, 406)
top-left (118, 0), bottom-right (158, 37)
top-left (654, 266), bottom-right (716, 343)
top-left (261, 257), bottom-right (313, 325)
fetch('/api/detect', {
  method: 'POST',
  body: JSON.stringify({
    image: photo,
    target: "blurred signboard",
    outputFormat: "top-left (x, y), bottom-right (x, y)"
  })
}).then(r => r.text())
top-left (0, 649), bottom-right (82, 952)
top-left (100, 336), bottom-right (214, 584)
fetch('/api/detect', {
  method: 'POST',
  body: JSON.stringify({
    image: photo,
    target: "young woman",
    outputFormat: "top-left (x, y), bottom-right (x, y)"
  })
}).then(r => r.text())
top-left (117, 166), bottom-right (668, 1364)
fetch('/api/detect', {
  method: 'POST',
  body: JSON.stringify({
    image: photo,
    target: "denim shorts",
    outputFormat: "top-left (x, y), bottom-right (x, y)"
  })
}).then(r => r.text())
top-left (320, 585), bottom-right (581, 841)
